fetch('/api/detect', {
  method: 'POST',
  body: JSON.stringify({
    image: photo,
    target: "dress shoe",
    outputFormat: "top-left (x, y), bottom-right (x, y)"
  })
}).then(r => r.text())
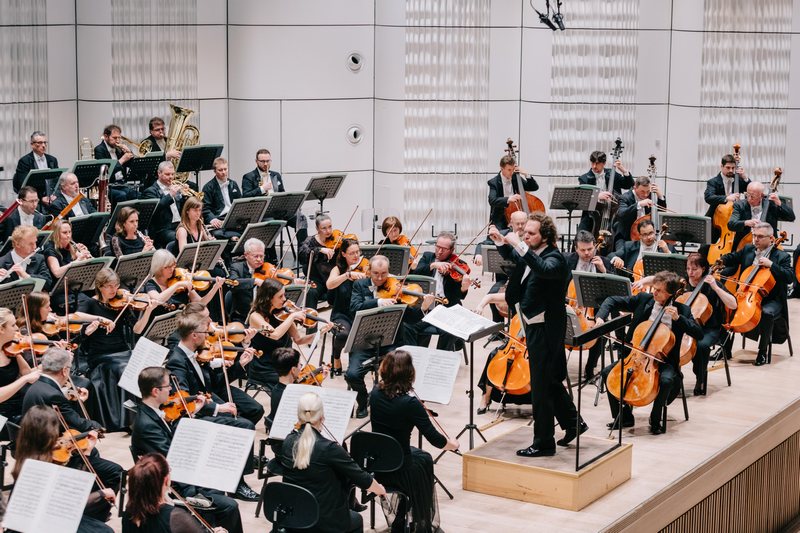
top-left (332, 367), bottom-right (343, 376)
top-left (476, 402), bottom-right (490, 415)
top-left (557, 420), bottom-right (589, 447)
top-left (355, 407), bottom-right (369, 419)
top-left (606, 419), bottom-right (635, 430)
top-left (234, 481), bottom-right (260, 502)
top-left (516, 445), bottom-right (556, 458)
top-left (754, 354), bottom-right (767, 366)
top-left (649, 424), bottom-right (664, 435)
top-left (693, 385), bottom-right (706, 396)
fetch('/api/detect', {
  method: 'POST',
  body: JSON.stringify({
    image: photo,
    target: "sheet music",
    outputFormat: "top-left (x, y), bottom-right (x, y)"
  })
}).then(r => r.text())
top-left (168, 418), bottom-right (255, 493)
top-left (422, 304), bottom-right (497, 340)
top-left (3, 459), bottom-right (94, 533)
top-left (270, 384), bottom-right (357, 444)
top-left (398, 345), bottom-right (461, 405)
top-left (118, 337), bottom-right (170, 397)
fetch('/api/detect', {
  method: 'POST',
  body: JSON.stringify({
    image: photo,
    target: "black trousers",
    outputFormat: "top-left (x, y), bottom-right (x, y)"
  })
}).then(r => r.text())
top-left (692, 327), bottom-right (724, 383)
top-left (213, 384), bottom-right (265, 427)
top-left (602, 362), bottom-right (680, 426)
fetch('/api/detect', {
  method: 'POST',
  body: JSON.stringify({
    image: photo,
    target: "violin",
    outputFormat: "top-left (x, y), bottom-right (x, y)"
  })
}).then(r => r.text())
top-left (274, 300), bottom-right (343, 331)
top-left (296, 364), bottom-right (331, 386)
top-left (727, 231), bottom-right (786, 334)
top-left (676, 262), bottom-right (722, 366)
top-left (502, 138), bottom-right (546, 223)
top-left (445, 254), bottom-right (480, 288)
top-left (322, 229), bottom-right (357, 250)
top-left (375, 277), bottom-right (448, 307)
top-left (350, 256), bottom-right (370, 275)
top-left (254, 262), bottom-right (316, 288)
top-left (3, 333), bottom-right (75, 356)
top-left (52, 428), bottom-right (93, 464)
top-left (168, 267), bottom-right (239, 292)
top-left (486, 315), bottom-right (530, 395)
top-left (393, 235), bottom-right (418, 260)
top-left (160, 390), bottom-right (202, 423)
top-left (107, 289), bottom-right (174, 311)
top-left (42, 314), bottom-right (110, 336)
top-left (207, 322), bottom-right (273, 344)
top-left (196, 341), bottom-right (263, 364)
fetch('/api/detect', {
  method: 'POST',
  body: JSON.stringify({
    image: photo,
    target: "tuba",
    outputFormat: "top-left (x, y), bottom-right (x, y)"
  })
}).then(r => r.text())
top-left (165, 103), bottom-right (202, 197)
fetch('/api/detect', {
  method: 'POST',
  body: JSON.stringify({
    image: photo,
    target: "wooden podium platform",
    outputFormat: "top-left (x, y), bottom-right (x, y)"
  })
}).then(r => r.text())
top-left (462, 426), bottom-right (632, 511)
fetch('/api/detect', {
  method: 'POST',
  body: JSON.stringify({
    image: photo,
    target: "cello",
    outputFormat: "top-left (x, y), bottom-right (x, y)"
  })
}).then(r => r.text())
top-left (735, 167), bottom-right (783, 252)
top-left (486, 314), bottom-right (530, 396)
top-left (676, 261), bottom-right (722, 366)
top-left (502, 138), bottom-right (546, 222)
top-left (591, 137), bottom-right (624, 247)
top-left (707, 143), bottom-right (742, 264)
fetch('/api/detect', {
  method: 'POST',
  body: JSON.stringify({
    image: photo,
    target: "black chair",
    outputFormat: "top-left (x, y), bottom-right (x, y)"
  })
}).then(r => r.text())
top-left (254, 438), bottom-right (286, 518)
top-left (349, 431), bottom-right (411, 532)
top-left (263, 482), bottom-right (319, 532)
top-left (740, 316), bottom-right (794, 364)
top-left (660, 381), bottom-right (689, 434)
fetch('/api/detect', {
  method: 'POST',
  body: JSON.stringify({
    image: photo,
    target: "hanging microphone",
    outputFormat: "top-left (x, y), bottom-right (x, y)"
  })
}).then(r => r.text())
top-left (552, 0), bottom-right (566, 30)
top-left (531, 0), bottom-right (558, 31)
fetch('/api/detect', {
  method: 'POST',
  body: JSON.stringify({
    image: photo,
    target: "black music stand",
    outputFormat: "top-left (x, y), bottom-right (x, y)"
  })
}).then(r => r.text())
top-left (71, 159), bottom-right (115, 189)
top-left (106, 199), bottom-right (160, 236)
top-left (176, 144), bottom-right (224, 189)
top-left (126, 151), bottom-right (165, 189)
top-left (0, 232), bottom-right (52, 258)
top-left (142, 309), bottom-right (181, 345)
top-left (550, 185), bottom-right (599, 250)
top-left (0, 279), bottom-right (44, 309)
top-left (264, 193), bottom-right (308, 262)
top-left (231, 221), bottom-right (285, 256)
top-left (642, 253), bottom-right (688, 280)
top-left (175, 240), bottom-right (226, 271)
top-left (359, 245), bottom-right (410, 277)
top-left (115, 250), bottom-right (155, 292)
top-left (70, 213), bottom-right (110, 249)
top-left (660, 214), bottom-right (710, 253)
top-left (305, 174), bottom-right (346, 216)
top-left (222, 197), bottom-right (270, 235)
top-left (282, 285), bottom-right (305, 305)
top-left (481, 245), bottom-right (516, 278)
top-left (21, 168), bottom-right (67, 197)
top-left (51, 257), bottom-right (114, 299)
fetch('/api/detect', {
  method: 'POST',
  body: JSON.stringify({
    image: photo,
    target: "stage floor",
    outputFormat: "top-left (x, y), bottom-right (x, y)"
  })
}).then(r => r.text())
top-left (27, 267), bottom-right (799, 532)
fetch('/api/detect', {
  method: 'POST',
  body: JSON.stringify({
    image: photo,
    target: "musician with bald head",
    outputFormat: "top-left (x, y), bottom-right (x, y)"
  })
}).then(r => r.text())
top-left (50, 172), bottom-right (96, 219)
top-left (727, 180), bottom-right (795, 250)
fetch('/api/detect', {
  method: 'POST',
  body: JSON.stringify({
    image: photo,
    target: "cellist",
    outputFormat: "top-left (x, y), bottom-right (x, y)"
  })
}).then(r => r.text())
top-left (609, 219), bottom-right (675, 276)
top-left (613, 175), bottom-right (667, 250)
top-left (720, 222), bottom-right (794, 366)
top-left (577, 149), bottom-right (633, 236)
top-left (595, 271), bottom-right (703, 434)
top-left (704, 153), bottom-right (749, 243)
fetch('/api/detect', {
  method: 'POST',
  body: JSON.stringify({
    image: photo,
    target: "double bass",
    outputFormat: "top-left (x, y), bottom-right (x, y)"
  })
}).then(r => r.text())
top-left (630, 155), bottom-right (659, 241)
top-left (707, 143), bottom-right (742, 264)
top-left (591, 137), bottom-right (624, 247)
top-left (735, 167), bottom-right (783, 252)
top-left (503, 138), bottom-right (545, 222)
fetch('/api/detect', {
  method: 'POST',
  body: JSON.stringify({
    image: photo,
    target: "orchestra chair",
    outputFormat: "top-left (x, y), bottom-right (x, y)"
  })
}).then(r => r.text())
top-left (349, 431), bottom-right (411, 533)
top-left (244, 377), bottom-right (273, 399)
top-left (118, 468), bottom-right (128, 517)
top-left (660, 381), bottom-right (689, 434)
top-left (254, 437), bottom-right (285, 518)
top-left (263, 482), bottom-right (319, 532)
top-left (739, 316), bottom-right (794, 364)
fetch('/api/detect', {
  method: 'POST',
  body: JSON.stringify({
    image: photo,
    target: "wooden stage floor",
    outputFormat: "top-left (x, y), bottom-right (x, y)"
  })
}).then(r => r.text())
top-left (29, 268), bottom-right (799, 533)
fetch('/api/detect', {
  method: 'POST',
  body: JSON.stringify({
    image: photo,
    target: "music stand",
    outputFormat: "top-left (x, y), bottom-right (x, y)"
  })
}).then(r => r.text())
top-left (21, 168), bottom-right (67, 197)
top-left (282, 284), bottom-right (305, 305)
top-left (573, 271), bottom-right (631, 310)
top-left (661, 214), bottom-right (710, 253)
top-left (0, 279), bottom-right (44, 309)
top-left (106, 199), bottom-right (160, 236)
top-left (550, 186), bottom-right (600, 250)
top-left (264, 193), bottom-right (308, 261)
top-left (142, 309), bottom-right (181, 344)
top-left (231, 221), bottom-right (285, 256)
top-left (642, 252), bottom-right (688, 280)
top-left (304, 174), bottom-right (346, 216)
top-left (51, 257), bottom-right (114, 297)
top-left (175, 144), bottom-right (224, 189)
top-left (69, 213), bottom-right (111, 249)
top-left (222, 197), bottom-right (270, 234)
top-left (126, 151), bottom-right (165, 189)
top-left (481, 245), bottom-right (516, 278)
top-left (70, 159), bottom-right (115, 189)
top-left (115, 250), bottom-right (155, 291)
top-left (359, 245), bottom-right (410, 277)
top-left (0, 232), bottom-right (52, 258)
top-left (175, 240), bottom-right (226, 271)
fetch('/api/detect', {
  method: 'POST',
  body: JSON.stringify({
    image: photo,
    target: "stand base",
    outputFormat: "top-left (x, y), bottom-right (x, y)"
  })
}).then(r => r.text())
top-left (462, 427), bottom-right (631, 511)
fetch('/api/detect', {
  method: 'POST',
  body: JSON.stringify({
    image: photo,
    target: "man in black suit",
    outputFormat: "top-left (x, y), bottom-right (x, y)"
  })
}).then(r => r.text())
top-left (1, 186), bottom-right (47, 242)
top-left (164, 314), bottom-right (259, 501)
top-left (0, 225), bottom-right (52, 290)
top-left (13, 130), bottom-right (59, 193)
top-left (487, 154), bottom-right (539, 232)
top-left (138, 117), bottom-right (180, 189)
top-left (133, 367), bottom-right (245, 533)
top-left (241, 148), bottom-right (307, 242)
top-left (141, 161), bottom-right (186, 249)
top-left (596, 271), bottom-right (703, 434)
top-left (704, 153), bottom-right (749, 242)
top-left (93, 124), bottom-right (140, 207)
top-left (228, 237), bottom-right (266, 322)
top-left (22, 348), bottom-right (122, 490)
top-left (613, 175), bottom-right (667, 250)
top-left (488, 214), bottom-right (583, 457)
top-left (608, 219), bottom-right (675, 276)
top-left (51, 172), bottom-right (96, 218)
top-left (721, 222), bottom-right (794, 366)
top-left (201, 157), bottom-right (243, 241)
top-left (577, 150), bottom-right (634, 236)
top-left (727, 181), bottom-right (795, 251)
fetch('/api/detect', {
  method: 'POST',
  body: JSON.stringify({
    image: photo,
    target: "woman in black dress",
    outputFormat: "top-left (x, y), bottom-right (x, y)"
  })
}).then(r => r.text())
top-left (325, 238), bottom-right (366, 375)
top-left (144, 249), bottom-right (223, 320)
top-left (369, 349), bottom-right (460, 533)
top-left (107, 207), bottom-right (155, 258)
top-left (0, 308), bottom-right (41, 423)
top-left (175, 196), bottom-right (213, 255)
top-left (42, 219), bottom-right (94, 313)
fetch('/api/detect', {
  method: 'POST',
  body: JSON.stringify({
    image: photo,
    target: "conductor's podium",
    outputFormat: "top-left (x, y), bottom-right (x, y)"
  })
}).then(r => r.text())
top-left (462, 426), bottom-right (632, 511)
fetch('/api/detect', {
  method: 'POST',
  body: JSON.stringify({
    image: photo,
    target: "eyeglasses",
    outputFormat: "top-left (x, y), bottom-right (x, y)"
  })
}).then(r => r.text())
top-left (155, 384), bottom-right (172, 389)
top-left (753, 234), bottom-right (771, 240)
top-left (31, 141), bottom-right (47, 145)
top-left (434, 245), bottom-right (452, 251)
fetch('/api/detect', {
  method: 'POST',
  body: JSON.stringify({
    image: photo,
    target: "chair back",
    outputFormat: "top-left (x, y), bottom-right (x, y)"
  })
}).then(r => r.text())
top-left (263, 482), bottom-right (319, 530)
top-left (6, 421), bottom-right (20, 444)
top-left (405, 274), bottom-right (435, 295)
top-left (350, 431), bottom-right (404, 474)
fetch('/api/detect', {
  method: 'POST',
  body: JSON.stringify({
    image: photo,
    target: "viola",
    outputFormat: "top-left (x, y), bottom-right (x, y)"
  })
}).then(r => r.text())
top-left (350, 256), bottom-right (369, 275)
top-left (4, 333), bottom-right (74, 356)
top-left (254, 261), bottom-right (316, 288)
top-left (160, 390), bottom-right (201, 423)
top-left (197, 341), bottom-right (263, 364)
top-left (52, 428), bottom-right (93, 464)
top-left (322, 229), bottom-right (357, 250)
top-left (445, 254), bottom-right (480, 288)
top-left (296, 363), bottom-right (331, 386)
top-left (375, 277), bottom-right (448, 307)
top-left (42, 314), bottom-right (108, 336)
top-left (486, 315), bottom-right (530, 395)
top-left (274, 300), bottom-right (343, 331)
top-left (168, 267), bottom-right (239, 292)
top-left (207, 322), bottom-right (273, 344)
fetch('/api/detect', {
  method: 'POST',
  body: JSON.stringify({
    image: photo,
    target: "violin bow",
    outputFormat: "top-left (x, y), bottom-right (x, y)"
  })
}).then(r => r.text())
top-left (63, 275), bottom-right (70, 347)
top-left (409, 389), bottom-right (461, 456)
top-left (402, 209), bottom-right (433, 267)
top-left (453, 220), bottom-right (492, 263)
top-left (66, 374), bottom-right (93, 421)
top-left (170, 374), bottom-right (195, 419)
top-left (168, 488), bottom-right (216, 532)
top-left (298, 249), bottom-right (315, 309)
top-left (111, 273), bottom-right (153, 328)
top-left (332, 205), bottom-right (359, 250)
top-left (20, 294), bottom-right (37, 367)
top-left (216, 290), bottom-right (235, 414)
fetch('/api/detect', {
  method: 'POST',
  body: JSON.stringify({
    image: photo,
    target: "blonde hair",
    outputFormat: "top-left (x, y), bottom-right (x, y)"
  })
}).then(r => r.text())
top-left (292, 392), bottom-right (324, 470)
top-left (11, 225), bottom-right (38, 246)
top-left (0, 308), bottom-right (15, 329)
top-left (179, 197), bottom-right (210, 241)
top-left (150, 249), bottom-right (176, 277)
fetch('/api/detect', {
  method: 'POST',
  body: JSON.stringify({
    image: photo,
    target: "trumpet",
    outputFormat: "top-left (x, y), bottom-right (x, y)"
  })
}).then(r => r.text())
top-left (180, 183), bottom-right (204, 200)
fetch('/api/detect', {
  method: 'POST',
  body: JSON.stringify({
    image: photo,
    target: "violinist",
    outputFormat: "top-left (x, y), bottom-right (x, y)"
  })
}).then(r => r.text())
top-left (132, 367), bottom-right (245, 532)
top-left (13, 406), bottom-right (116, 532)
top-left (0, 186), bottom-right (47, 242)
top-left (175, 196), bottom-right (215, 254)
top-left (613, 175), bottom-right (667, 250)
top-left (566, 230), bottom-right (616, 380)
top-left (704, 153), bottom-right (749, 242)
top-left (21, 349), bottom-right (123, 489)
top-left (265, 347), bottom-right (302, 433)
top-left (144, 249), bottom-right (225, 317)
top-left (164, 315), bottom-right (259, 501)
top-left (0, 308), bottom-right (41, 423)
top-left (298, 214), bottom-right (337, 304)
top-left (727, 181), bottom-right (795, 251)
top-left (609, 219), bottom-right (675, 276)
top-left (577, 150), bottom-right (633, 236)
top-left (720, 222), bottom-right (794, 366)
top-left (201, 157), bottom-right (243, 241)
top-left (326, 238), bottom-right (366, 375)
top-left (105, 207), bottom-right (154, 258)
top-left (43, 219), bottom-right (93, 312)
top-left (280, 392), bottom-right (387, 533)
top-left (369, 350), bottom-right (459, 532)
top-left (595, 271), bottom-right (703, 434)
top-left (0, 225), bottom-right (52, 290)
top-left (487, 154), bottom-right (539, 232)
top-left (377, 215), bottom-right (416, 253)
top-left (488, 214), bottom-right (583, 457)
top-left (15, 291), bottom-right (83, 364)
top-left (228, 238), bottom-right (267, 322)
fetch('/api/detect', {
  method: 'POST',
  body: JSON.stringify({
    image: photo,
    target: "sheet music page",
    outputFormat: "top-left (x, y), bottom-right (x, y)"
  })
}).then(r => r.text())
top-left (167, 418), bottom-right (255, 493)
top-left (422, 304), bottom-right (497, 340)
top-left (3, 459), bottom-right (94, 533)
top-left (398, 345), bottom-right (461, 405)
top-left (270, 384), bottom-right (357, 444)
top-left (118, 337), bottom-right (170, 397)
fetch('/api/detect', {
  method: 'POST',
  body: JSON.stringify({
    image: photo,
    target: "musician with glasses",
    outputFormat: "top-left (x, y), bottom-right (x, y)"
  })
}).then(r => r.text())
top-left (613, 175), bottom-right (666, 251)
top-left (13, 130), bottom-right (59, 194)
top-left (1, 186), bottom-right (47, 242)
top-left (140, 116), bottom-right (182, 160)
top-left (727, 181), bottom-right (795, 251)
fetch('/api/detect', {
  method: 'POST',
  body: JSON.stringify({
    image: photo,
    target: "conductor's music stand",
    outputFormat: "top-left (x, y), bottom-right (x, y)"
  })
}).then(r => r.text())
top-left (221, 197), bottom-right (270, 235)
top-left (126, 151), bottom-right (165, 189)
top-left (106, 199), bottom-right (160, 237)
top-left (231, 221), bottom-right (285, 256)
top-left (142, 309), bottom-right (181, 345)
top-left (21, 168), bottom-right (67, 197)
top-left (359, 245), bottom-right (410, 277)
top-left (264, 193), bottom-right (308, 262)
top-left (51, 257), bottom-right (114, 296)
top-left (115, 250), bottom-right (155, 291)
top-left (642, 252), bottom-right (688, 280)
top-left (661, 214), bottom-right (710, 253)
top-left (304, 174), bottom-right (346, 216)
top-left (550, 185), bottom-right (599, 250)
top-left (70, 213), bottom-right (111, 249)
top-left (175, 144), bottom-right (224, 189)
top-left (175, 240), bottom-right (227, 271)
top-left (0, 279), bottom-right (44, 309)
top-left (70, 159), bottom-right (115, 189)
